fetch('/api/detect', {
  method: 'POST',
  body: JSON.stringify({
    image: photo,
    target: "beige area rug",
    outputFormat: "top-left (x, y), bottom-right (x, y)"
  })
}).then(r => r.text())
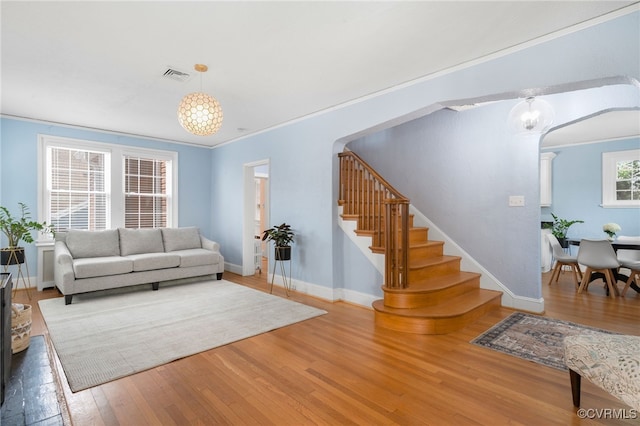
top-left (39, 280), bottom-right (327, 392)
top-left (471, 312), bottom-right (616, 371)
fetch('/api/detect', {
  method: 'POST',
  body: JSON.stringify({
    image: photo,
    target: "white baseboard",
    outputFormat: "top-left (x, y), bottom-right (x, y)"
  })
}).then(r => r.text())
top-left (224, 261), bottom-right (373, 307)
top-left (270, 273), bottom-right (375, 309)
top-left (225, 262), bottom-right (243, 275)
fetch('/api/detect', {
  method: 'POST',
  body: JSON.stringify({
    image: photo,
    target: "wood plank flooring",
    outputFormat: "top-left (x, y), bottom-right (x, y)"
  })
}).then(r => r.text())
top-left (12, 267), bottom-right (640, 425)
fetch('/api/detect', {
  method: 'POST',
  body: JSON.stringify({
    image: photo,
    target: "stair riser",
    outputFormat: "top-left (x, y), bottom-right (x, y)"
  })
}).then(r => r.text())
top-left (410, 244), bottom-right (443, 259)
top-left (409, 228), bottom-right (428, 243)
top-left (383, 277), bottom-right (480, 309)
top-left (409, 259), bottom-right (461, 281)
top-left (373, 297), bottom-right (501, 335)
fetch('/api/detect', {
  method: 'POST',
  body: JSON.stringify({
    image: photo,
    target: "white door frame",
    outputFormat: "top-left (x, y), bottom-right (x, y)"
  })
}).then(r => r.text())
top-left (242, 159), bottom-right (269, 276)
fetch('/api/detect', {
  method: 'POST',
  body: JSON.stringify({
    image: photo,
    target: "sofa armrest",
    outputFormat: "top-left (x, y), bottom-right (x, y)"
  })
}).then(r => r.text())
top-left (200, 236), bottom-right (220, 253)
top-left (54, 240), bottom-right (76, 294)
top-left (55, 240), bottom-right (73, 264)
top-left (201, 236), bottom-right (224, 276)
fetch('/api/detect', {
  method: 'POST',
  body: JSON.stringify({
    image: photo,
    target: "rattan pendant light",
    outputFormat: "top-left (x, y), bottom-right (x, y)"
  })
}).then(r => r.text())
top-left (177, 64), bottom-right (223, 136)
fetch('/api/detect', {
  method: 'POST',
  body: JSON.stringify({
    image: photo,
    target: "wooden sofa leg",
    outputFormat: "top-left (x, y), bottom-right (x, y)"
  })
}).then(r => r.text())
top-left (569, 369), bottom-right (581, 407)
top-left (217, 272), bottom-right (223, 280)
top-left (64, 294), bottom-right (73, 305)
top-left (152, 282), bottom-right (159, 291)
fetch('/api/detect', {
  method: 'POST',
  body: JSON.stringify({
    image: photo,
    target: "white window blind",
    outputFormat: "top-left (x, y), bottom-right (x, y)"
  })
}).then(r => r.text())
top-left (48, 147), bottom-right (108, 231)
top-left (124, 156), bottom-right (168, 228)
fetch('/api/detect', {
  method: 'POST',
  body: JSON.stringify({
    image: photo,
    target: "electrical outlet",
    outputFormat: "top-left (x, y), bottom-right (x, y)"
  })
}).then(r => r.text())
top-left (509, 195), bottom-right (525, 207)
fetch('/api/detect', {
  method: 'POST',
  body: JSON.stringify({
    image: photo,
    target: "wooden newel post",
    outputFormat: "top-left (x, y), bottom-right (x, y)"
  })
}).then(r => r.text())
top-left (384, 199), bottom-right (409, 289)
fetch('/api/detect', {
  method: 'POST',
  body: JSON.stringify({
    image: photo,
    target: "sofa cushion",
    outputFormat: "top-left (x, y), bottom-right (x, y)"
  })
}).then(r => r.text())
top-left (127, 252), bottom-right (181, 272)
top-left (119, 228), bottom-right (165, 256)
top-left (173, 248), bottom-right (220, 268)
top-left (162, 227), bottom-right (201, 252)
top-left (66, 229), bottom-right (120, 259)
top-left (72, 256), bottom-right (133, 279)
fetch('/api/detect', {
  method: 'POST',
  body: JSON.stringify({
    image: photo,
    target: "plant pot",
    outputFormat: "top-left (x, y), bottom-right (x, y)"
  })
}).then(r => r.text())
top-left (274, 246), bottom-right (291, 261)
top-left (557, 238), bottom-right (568, 249)
top-left (0, 247), bottom-right (25, 265)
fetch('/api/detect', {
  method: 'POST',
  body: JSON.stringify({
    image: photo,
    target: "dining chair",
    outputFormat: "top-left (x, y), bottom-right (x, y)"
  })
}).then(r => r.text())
top-left (616, 236), bottom-right (640, 262)
top-left (546, 234), bottom-right (582, 288)
top-left (619, 259), bottom-right (640, 297)
top-left (616, 236), bottom-right (640, 281)
top-left (576, 239), bottom-right (621, 298)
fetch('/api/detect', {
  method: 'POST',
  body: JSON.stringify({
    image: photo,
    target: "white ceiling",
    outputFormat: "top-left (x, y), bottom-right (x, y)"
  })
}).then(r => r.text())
top-left (1, 1), bottom-right (638, 148)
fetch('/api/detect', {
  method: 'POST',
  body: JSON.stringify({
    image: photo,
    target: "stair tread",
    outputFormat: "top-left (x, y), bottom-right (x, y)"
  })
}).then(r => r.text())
top-left (411, 240), bottom-right (443, 248)
top-left (382, 271), bottom-right (480, 294)
top-left (372, 289), bottom-right (501, 318)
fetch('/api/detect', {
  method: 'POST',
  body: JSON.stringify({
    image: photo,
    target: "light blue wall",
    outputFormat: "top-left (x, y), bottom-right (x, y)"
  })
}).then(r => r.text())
top-left (0, 118), bottom-right (214, 273)
top-left (210, 11), bottom-right (640, 299)
top-left (542, 137), bottom-right (640, 241)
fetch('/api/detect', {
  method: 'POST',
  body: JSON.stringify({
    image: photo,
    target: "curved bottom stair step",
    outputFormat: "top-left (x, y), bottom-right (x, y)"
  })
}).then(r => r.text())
top-left (372, 289), bottom-right (502, 335)
top-left (382, 271), bottom-right (482, 308)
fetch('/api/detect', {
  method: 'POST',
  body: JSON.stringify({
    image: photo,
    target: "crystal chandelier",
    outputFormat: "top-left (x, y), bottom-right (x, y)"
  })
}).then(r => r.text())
top-left (177, 64), bottom-right (223, 136)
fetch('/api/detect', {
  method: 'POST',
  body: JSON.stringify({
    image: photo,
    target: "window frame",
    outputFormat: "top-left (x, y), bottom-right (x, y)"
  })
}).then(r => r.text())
top-left (38, 135), bottom-right (179, 236)
top-left (601, 149), bottom-right (640, 208)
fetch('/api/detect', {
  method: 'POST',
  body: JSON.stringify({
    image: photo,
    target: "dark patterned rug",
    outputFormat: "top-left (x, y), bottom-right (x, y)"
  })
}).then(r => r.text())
top-left (471, 312), bottom-right (616, 371)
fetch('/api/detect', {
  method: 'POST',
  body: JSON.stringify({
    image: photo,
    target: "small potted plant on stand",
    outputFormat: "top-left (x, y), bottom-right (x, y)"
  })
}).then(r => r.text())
top-left (262, 223), bottom-right (295, 295)
top-left (261, 222), bottom-right (295, 260)
top-left (0, 202), bottom-right (54, 266)
top-left (547, 213), bottom-right (584, 248)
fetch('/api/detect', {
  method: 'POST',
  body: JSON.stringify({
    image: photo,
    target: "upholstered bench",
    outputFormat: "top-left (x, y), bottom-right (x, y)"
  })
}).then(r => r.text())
top-left (563, 333), bottom-right (640, 411)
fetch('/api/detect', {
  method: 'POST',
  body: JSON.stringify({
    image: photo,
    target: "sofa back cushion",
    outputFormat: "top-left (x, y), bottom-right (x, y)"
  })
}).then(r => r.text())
top-left (162, 227), bottom-right (201, 252)
top-left (66, 229), bottom-right (120, 259)
top-left (119, 228), bottom-right (165, 256)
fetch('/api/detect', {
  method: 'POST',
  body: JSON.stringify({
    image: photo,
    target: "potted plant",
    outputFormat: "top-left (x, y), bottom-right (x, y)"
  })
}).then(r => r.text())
top-left (261, 223), bottom-right (295, 261)
top-left (546, 213), bottom-right (584, 248)
top-left (0, 202), bottom-right (54, 265)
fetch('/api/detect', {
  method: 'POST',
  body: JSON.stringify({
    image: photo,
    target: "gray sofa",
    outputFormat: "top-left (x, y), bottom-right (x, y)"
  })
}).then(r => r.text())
top-left (54, 227), bottom-right (224, 304)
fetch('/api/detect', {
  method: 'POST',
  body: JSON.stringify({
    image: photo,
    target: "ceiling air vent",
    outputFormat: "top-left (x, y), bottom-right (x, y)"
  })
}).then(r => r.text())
top-left (162, 67), bottom-right (191, 83)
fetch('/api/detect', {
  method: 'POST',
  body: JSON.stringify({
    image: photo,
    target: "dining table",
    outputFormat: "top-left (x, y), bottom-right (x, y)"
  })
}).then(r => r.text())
top-left (567, 239), bottom-right (640, 294)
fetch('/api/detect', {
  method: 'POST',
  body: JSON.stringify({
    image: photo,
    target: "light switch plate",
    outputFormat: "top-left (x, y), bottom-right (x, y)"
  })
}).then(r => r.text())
top-left (509, 195), bottom-right (525, 207)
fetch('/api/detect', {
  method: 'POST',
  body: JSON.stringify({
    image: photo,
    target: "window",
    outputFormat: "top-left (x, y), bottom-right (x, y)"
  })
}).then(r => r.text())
top-left (39, 135), bottom-right (178, 233)
top-left (124, 156), bottom-right (168, 228)
top-left (602, 149), bottom-right (640, 208)
top-left (48, 146), bottom-right (109, 231)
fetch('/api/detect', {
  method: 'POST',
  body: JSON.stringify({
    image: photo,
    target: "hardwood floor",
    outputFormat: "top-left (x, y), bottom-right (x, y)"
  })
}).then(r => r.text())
top-left (13, 267), bottom-right (640, 425)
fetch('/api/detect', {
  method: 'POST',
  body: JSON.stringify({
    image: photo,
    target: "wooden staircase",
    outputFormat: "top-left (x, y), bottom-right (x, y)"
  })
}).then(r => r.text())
top-left (339, 151), bottom-right (502, 335)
